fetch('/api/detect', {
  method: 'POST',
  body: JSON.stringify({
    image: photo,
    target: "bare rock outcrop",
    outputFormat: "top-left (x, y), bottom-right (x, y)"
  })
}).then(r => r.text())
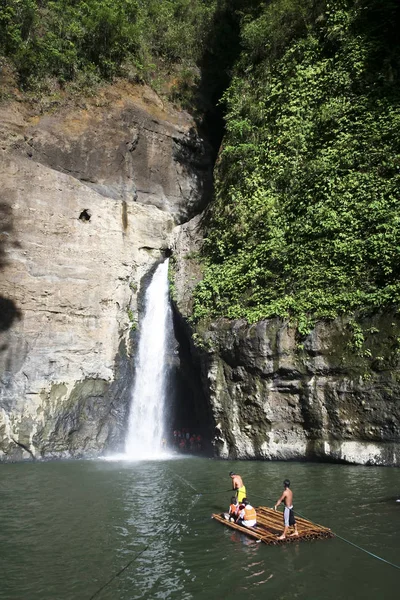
top-left (0, 154), bottom-right (174, 459)
top-left (172, 213), bottom-right (204, 316)
top-left (2, 83), bottom-right (213, 223)
top-left (0, 83), bottom-right (212, 460)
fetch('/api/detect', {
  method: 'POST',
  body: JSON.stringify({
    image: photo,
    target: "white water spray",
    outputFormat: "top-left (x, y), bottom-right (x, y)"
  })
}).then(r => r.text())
top-left (125, 260), bottom-right (173, 460)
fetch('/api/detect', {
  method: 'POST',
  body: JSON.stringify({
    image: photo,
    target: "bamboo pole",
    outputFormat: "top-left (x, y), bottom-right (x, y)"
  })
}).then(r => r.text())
top-left (212, 505), bottom-right (334, 546)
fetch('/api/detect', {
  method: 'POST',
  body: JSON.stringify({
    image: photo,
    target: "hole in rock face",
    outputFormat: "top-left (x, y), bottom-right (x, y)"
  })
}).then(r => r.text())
top-left (79, 209), bottom-right (91, 221)
top-left (163, 247), bottom-right (173, 258)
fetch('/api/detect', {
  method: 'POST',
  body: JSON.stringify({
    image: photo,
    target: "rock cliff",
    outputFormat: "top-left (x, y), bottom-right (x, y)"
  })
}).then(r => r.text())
top-left (2, 79), bottom-right (399, 466)
top-left (0, 83), bottom-right (212, 460)
top-left (172, 218), bottom-right (400, 466)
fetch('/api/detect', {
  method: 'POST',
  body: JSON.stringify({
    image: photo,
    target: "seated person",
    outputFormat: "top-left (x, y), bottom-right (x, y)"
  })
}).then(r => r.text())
top-left (236, 498), bottom-right (257, 528)
top-left (228, 496), bottom-right (239, 522)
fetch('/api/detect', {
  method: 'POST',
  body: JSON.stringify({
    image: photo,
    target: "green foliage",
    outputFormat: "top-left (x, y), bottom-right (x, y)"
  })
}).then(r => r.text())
top-left (0, 0), bottom-right (218, 89)
top-left (3, 1), bottom-right (400, 333)
top-left (192, 332), bottom-right (213, 352)
top-left (0, 0), bottom-right (36, 55)
top-left (128, 307), bottom-right (137, 331)
top-left (347, 321), bottom-right (368, 356)
top-left (169, 66), bottom-right (200, 108)
top-left (184, 250), bottom-right (200, 260)
top-left (193, 0), bottom-right (400, 330)
top-left (168, 256), bottom-right (177, 302)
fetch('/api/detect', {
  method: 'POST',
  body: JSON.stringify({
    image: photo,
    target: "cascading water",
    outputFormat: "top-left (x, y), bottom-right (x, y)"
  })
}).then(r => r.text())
top-left (125, 259), bottom-right (173, 460)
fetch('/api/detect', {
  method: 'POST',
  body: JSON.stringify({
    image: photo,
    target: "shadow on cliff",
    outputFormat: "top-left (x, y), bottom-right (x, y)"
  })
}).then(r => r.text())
top-left (349, 0), bottom-right (400, 87)
top-left (194, 0), bottom-right (260, 156)
top-left (0, 201), bottom-right (22, 333)
top-left (169, 0), bottom-right (247, 223)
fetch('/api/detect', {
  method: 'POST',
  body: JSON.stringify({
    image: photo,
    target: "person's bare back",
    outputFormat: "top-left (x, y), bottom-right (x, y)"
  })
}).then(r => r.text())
top-left (231, 474), bottom-right (243, 489)
top-left (282, 487), bottom-right (293, 507)
top-left (274, 479), bottom-right (298, 540)
top-left (229, 472), bottom-right (247, 502)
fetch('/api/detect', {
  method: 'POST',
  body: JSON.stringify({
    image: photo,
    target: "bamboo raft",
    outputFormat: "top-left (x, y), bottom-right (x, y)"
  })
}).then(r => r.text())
top-left (212, 506), bottom-right (334, 545)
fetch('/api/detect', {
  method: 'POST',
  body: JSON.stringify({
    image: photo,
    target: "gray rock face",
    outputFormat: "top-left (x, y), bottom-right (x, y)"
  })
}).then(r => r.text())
top-left (0, 154), bottom-right (174, 460)
top-left (7, 84), bottom-right (213, 224)
top-left (172, 213), bottom-right (204, 315)
top-left (188, 316), bottom-right (400, 466)
top-left (172, 221), bottom-right (400, 466)
top-left (0, 84), bottom-right (211, 461)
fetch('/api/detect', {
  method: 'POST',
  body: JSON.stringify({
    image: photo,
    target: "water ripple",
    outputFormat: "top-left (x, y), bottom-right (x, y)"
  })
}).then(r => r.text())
top-left (0, 458), bottom-right (399, 600)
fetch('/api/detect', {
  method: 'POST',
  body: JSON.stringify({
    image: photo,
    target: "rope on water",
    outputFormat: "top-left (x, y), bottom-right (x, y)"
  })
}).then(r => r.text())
top-left (166, 470), bottom-right (232, 496)
top-left (170, 470), bottom-right (198, 492)
top-left (250, 491), bottom-right (400, 571)
top-left (88, 546), bottom-right (148, 600)
top-left (292, 505), bottom-right (400, 571)
top-left (88, 470), bottom-right (198, 600)
top-left (332, 532), bottom-right (400, 571)
top-left (195, 489), bottom-right (233, 496)
top-left (89, 474), bottom-right (400, 599)
top-left (248, 491), bottom-right (275, 506)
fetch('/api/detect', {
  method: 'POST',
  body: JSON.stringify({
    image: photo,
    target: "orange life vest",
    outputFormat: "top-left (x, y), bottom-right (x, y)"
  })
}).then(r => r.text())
top-left (229, 503), bottom-right (238, 515)
top-left (244, 505), bottom-right (256, 521)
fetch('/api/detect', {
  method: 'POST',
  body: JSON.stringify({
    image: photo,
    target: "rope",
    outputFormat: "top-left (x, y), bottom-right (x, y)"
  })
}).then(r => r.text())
top-left (190, 479), bottom-right (400, 571)
top-left (249, 491), bottom-right (400, 571)
top-left (248, 491), bottom-right (275, 506)
top-left (90, 475), bottom-right (400, 599)
top-left (88, 546), bottom-right (148, 600)
top-left (88, 470), bottom-right (199, 600)
top-left (292, 505), bottom-right (400, 570)
top-left (332, 532), bottom-right (400, 570)
top-left (169, 470), bottom-right (198, 492)
top-left (195, 489), bottom-right (233, 496)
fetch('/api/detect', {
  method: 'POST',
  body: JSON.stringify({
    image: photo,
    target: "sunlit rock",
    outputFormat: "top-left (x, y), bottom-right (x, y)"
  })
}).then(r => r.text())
top-left (0, 83), bottom-right (212, 460)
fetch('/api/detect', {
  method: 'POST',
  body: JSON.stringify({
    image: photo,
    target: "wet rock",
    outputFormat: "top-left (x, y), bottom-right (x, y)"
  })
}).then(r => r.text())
top-left (196, 315), bottom-right (400, 465)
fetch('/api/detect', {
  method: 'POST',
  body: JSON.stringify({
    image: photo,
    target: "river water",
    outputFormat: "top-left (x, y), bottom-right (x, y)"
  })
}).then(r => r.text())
top-left (1, 458), bottom-right (399, 600)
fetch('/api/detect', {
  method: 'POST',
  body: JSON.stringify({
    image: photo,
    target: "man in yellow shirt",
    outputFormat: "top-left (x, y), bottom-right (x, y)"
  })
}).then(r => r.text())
top-left (229, 471), bottom-right (247, 503)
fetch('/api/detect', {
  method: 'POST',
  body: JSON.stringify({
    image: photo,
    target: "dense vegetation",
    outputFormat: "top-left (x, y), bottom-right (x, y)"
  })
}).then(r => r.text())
top-left (0, 0), bottom-right (217, 92)
top-left (2, 1), bottom-right (400, 332)
top-left (193, 0), bottom-right (400, 332)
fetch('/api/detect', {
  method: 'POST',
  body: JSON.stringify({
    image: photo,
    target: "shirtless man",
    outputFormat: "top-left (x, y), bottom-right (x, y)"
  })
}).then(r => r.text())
top-left (274, 479), bottom-right (299, 540)
top-left (229, 471), bottom-right (247, 503)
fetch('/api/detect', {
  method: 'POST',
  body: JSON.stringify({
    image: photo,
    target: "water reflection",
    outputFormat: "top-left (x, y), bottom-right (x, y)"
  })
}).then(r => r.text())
top-left (0, 458), bottom-right (399, 600)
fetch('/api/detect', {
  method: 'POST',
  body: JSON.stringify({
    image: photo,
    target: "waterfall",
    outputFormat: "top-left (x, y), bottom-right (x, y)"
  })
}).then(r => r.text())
top-left (125, 259), bottom-right (172, 460)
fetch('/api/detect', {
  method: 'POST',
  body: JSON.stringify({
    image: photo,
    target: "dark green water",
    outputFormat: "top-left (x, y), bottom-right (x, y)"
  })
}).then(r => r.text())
top-left (0, 458), bottom-right (399, 600)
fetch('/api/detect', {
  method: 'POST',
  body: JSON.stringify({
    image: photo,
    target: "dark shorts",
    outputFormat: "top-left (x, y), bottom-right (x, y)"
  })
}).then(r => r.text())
top-left (284, 507), bottom-right (296, 527)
